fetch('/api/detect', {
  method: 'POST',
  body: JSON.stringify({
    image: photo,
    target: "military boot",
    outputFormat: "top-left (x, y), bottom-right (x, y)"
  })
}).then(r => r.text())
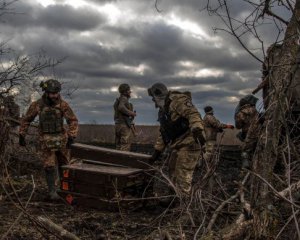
top-left (44, 167), bottom-right (60, 201)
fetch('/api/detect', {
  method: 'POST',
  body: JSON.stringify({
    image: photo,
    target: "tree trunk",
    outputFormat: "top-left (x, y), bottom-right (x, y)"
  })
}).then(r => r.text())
top-left (250, 0), bottom-right (300, 238)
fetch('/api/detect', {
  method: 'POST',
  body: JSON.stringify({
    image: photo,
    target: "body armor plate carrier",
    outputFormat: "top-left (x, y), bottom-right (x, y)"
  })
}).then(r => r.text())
top-left (158, 110), bottom-right (189, 144)
top-left (39, 103), bottom-right (63, 134)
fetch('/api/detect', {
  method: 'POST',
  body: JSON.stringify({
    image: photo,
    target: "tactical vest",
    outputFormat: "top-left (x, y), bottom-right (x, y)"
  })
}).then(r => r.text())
top-left (39, 101), bottom-right (63, 134)
top-left (114, 97), bottom-right (133, 126)
top-left (158, 109), bottom-right (189, 144)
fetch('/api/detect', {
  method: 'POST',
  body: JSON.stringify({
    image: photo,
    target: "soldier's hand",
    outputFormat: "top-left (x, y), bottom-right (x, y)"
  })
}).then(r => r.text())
top-left (192, 128), bottom-right (206, 146)
top-left (226, 124), bottom-right (235, 129)
top-left (66, 137), bottom-right (75, 149)
top-left (19, 134), bottom-right (26, 147)
top-left (149, 150), bottom-right (162, 165)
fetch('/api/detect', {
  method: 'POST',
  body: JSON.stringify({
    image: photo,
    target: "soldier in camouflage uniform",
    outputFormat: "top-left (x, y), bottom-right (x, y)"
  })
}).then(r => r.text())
top-left (148, 83), bottom-right (205, 196)
top-left (19, 79), bottom-right (78, 200)
top-left (235, 95), bottom-right (259, 142)
top-left (234, 95), bottom-right (259, 168)
top-left (203, 106), bottom-right (234, 163)
top-left (114, 83), bottom-right (136, 151)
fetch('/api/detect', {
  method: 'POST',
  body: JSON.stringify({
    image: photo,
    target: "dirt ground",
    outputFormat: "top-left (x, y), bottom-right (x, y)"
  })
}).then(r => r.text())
top-left (0, 151), bottom-right (218, 240)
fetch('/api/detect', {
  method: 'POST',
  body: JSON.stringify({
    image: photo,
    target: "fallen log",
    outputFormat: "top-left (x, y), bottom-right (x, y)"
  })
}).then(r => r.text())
top-left (37, 216), bottom-right (80, 240)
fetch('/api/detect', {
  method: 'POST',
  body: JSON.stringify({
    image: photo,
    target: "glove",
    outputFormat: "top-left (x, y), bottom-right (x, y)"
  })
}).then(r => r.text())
top-left (149, 150), bottom-right (162, 165)
top-left (19, 135), bottom-right (26, 146)
top-left (66, 137), bottom-right (75, 149)
top-left (226, 124), bottom-right (235, 129)
top-left (192, 128), bottom-right (206, 146)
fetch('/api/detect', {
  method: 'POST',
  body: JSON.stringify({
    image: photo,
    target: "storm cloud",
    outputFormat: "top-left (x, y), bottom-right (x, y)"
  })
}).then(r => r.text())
top-left (0, 0), bottom-right (290, 124)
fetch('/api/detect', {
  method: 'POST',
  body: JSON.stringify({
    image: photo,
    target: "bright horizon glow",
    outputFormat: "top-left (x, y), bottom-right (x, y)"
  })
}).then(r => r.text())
top-left (36, 0), bottom-right (87, 8)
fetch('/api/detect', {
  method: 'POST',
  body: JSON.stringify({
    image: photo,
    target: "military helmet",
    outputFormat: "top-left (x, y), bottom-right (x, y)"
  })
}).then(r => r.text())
top-left (148, 83), bottom-right (168, 98)
top-left (204, 106), bottom-right (213, 113)
top-left (118, 83), bottom-right (131, 94)
top-left (239, 94), bottom-right (258, 107)
top-left (40, 79), bottom-right (61, 93)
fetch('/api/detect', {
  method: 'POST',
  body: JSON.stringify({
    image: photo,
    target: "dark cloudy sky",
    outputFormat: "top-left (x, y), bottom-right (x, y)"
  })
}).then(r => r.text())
top-left (0, 0), bottom-right (291, 124)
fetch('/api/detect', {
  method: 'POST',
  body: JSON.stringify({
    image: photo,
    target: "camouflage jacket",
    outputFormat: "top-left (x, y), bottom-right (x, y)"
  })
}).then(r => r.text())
top-left (242, 114), bottom-right (262, 153)
top-left (203, 113), bottom-right (226, 141)
top-left (154, 91), bottom-right (204, 152)
top-left (19, 95), bottom-right (78, 139)
top-left (114, 95), bottom-right (134, 125)
top-left (235, 104), bottom-right (258, 134)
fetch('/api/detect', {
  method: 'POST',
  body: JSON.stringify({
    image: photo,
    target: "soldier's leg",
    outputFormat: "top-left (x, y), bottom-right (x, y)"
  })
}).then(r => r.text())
top-left (203, 140), bottom-right (216, 163)
top-left (56, 148), bottom-right (71, 181)
top-left (41, 149), bottom-right (60, 200)
top-left (203, 140), bottom-right (216, 194)
top-left (115, 124), bottom-right (122, 150)
top-left (172, 147), bottom-right (201, 196)
top-left (119, 125), bottom-right (132, 151)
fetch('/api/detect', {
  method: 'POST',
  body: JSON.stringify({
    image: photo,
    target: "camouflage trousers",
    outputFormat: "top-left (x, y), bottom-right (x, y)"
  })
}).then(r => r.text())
top-left (39, 134), bottom-right (70, 168)
top-left (115, 123), bottom-right (132, 151)
top-left (168, 144), bottom-right (202, 195)
top-left (203, 140), bottom-right (219, 194)
top-left (39, 148), bottom-right (70, 168)
top-left (204, 140), bottom-right (217, 162)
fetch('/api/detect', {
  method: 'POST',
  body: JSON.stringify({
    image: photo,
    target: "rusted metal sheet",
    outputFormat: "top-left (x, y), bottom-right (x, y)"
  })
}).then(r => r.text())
top-left (60, 162), bottom-right (152, 199)
top-left (71, 143), bottom-right (152, 169)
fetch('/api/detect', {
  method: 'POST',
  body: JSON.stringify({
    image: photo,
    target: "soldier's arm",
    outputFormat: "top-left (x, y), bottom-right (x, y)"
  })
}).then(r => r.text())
top-left (62, 102), bottom-right (79, 138)
top-left (173, 97), bottom-right (204, 131)
top-left (118, 96), bottom-right (135, 116)
top-left (207, 115), bottom-right (226, 129)
top-left (19, 102), bottom-right (38, 136)
top-left (235, 111), bottom-right (244, 129)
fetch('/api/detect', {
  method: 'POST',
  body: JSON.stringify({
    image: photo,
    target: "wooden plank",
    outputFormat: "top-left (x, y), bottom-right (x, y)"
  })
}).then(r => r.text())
top-left (62, 162), bottom-right (143, 176)
top-left (71, 143), bottom-right (151, 169)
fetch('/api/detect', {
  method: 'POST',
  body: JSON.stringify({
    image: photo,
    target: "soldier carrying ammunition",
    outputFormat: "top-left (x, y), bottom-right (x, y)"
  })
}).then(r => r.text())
top-left (148, 83), bottom-right (205, 197)
top-left (113, 83), bottom-right (136, 151)
top-left (19, 79), bottom-right (78, 200)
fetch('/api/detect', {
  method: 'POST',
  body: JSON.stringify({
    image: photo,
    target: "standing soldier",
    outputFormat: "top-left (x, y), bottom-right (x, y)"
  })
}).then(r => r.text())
top-left (19, 79), bottom-right (78, 200)
top-left (113, 83), bottom-right (136, 151)
top-left (234, 95), bottom-right (259, 142)
top-left (234, 95), bottom-right (259, 168)
top-left (203, 106), bottom-right (234, 163)
top-left (148, 83), bottom-right (205, 198)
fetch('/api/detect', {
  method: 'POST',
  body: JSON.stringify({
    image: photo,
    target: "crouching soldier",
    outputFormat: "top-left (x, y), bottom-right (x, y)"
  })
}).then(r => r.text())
top-left (19, 79), bottom-right (78, 200)
top-left (148, 83), bottom-right (205, 198)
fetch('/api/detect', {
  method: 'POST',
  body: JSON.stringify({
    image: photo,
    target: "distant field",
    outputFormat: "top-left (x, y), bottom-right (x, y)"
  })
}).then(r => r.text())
top-left (77, 124), bottom-right (242, 146)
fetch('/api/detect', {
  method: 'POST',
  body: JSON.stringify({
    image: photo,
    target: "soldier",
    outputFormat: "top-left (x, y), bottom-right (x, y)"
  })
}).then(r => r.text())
top-left (234, 95), bottom-right (259, 142)
top-left (203, 106), bottom-right (234, 163)
top-left (234, 95), bottom-right (259, 168)
top-left (19, 79), bottom-right (78, 200)
top-left (113, 83), bottom-right (136, 151)
top-left (148, 83), bottom-right (205, 197)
